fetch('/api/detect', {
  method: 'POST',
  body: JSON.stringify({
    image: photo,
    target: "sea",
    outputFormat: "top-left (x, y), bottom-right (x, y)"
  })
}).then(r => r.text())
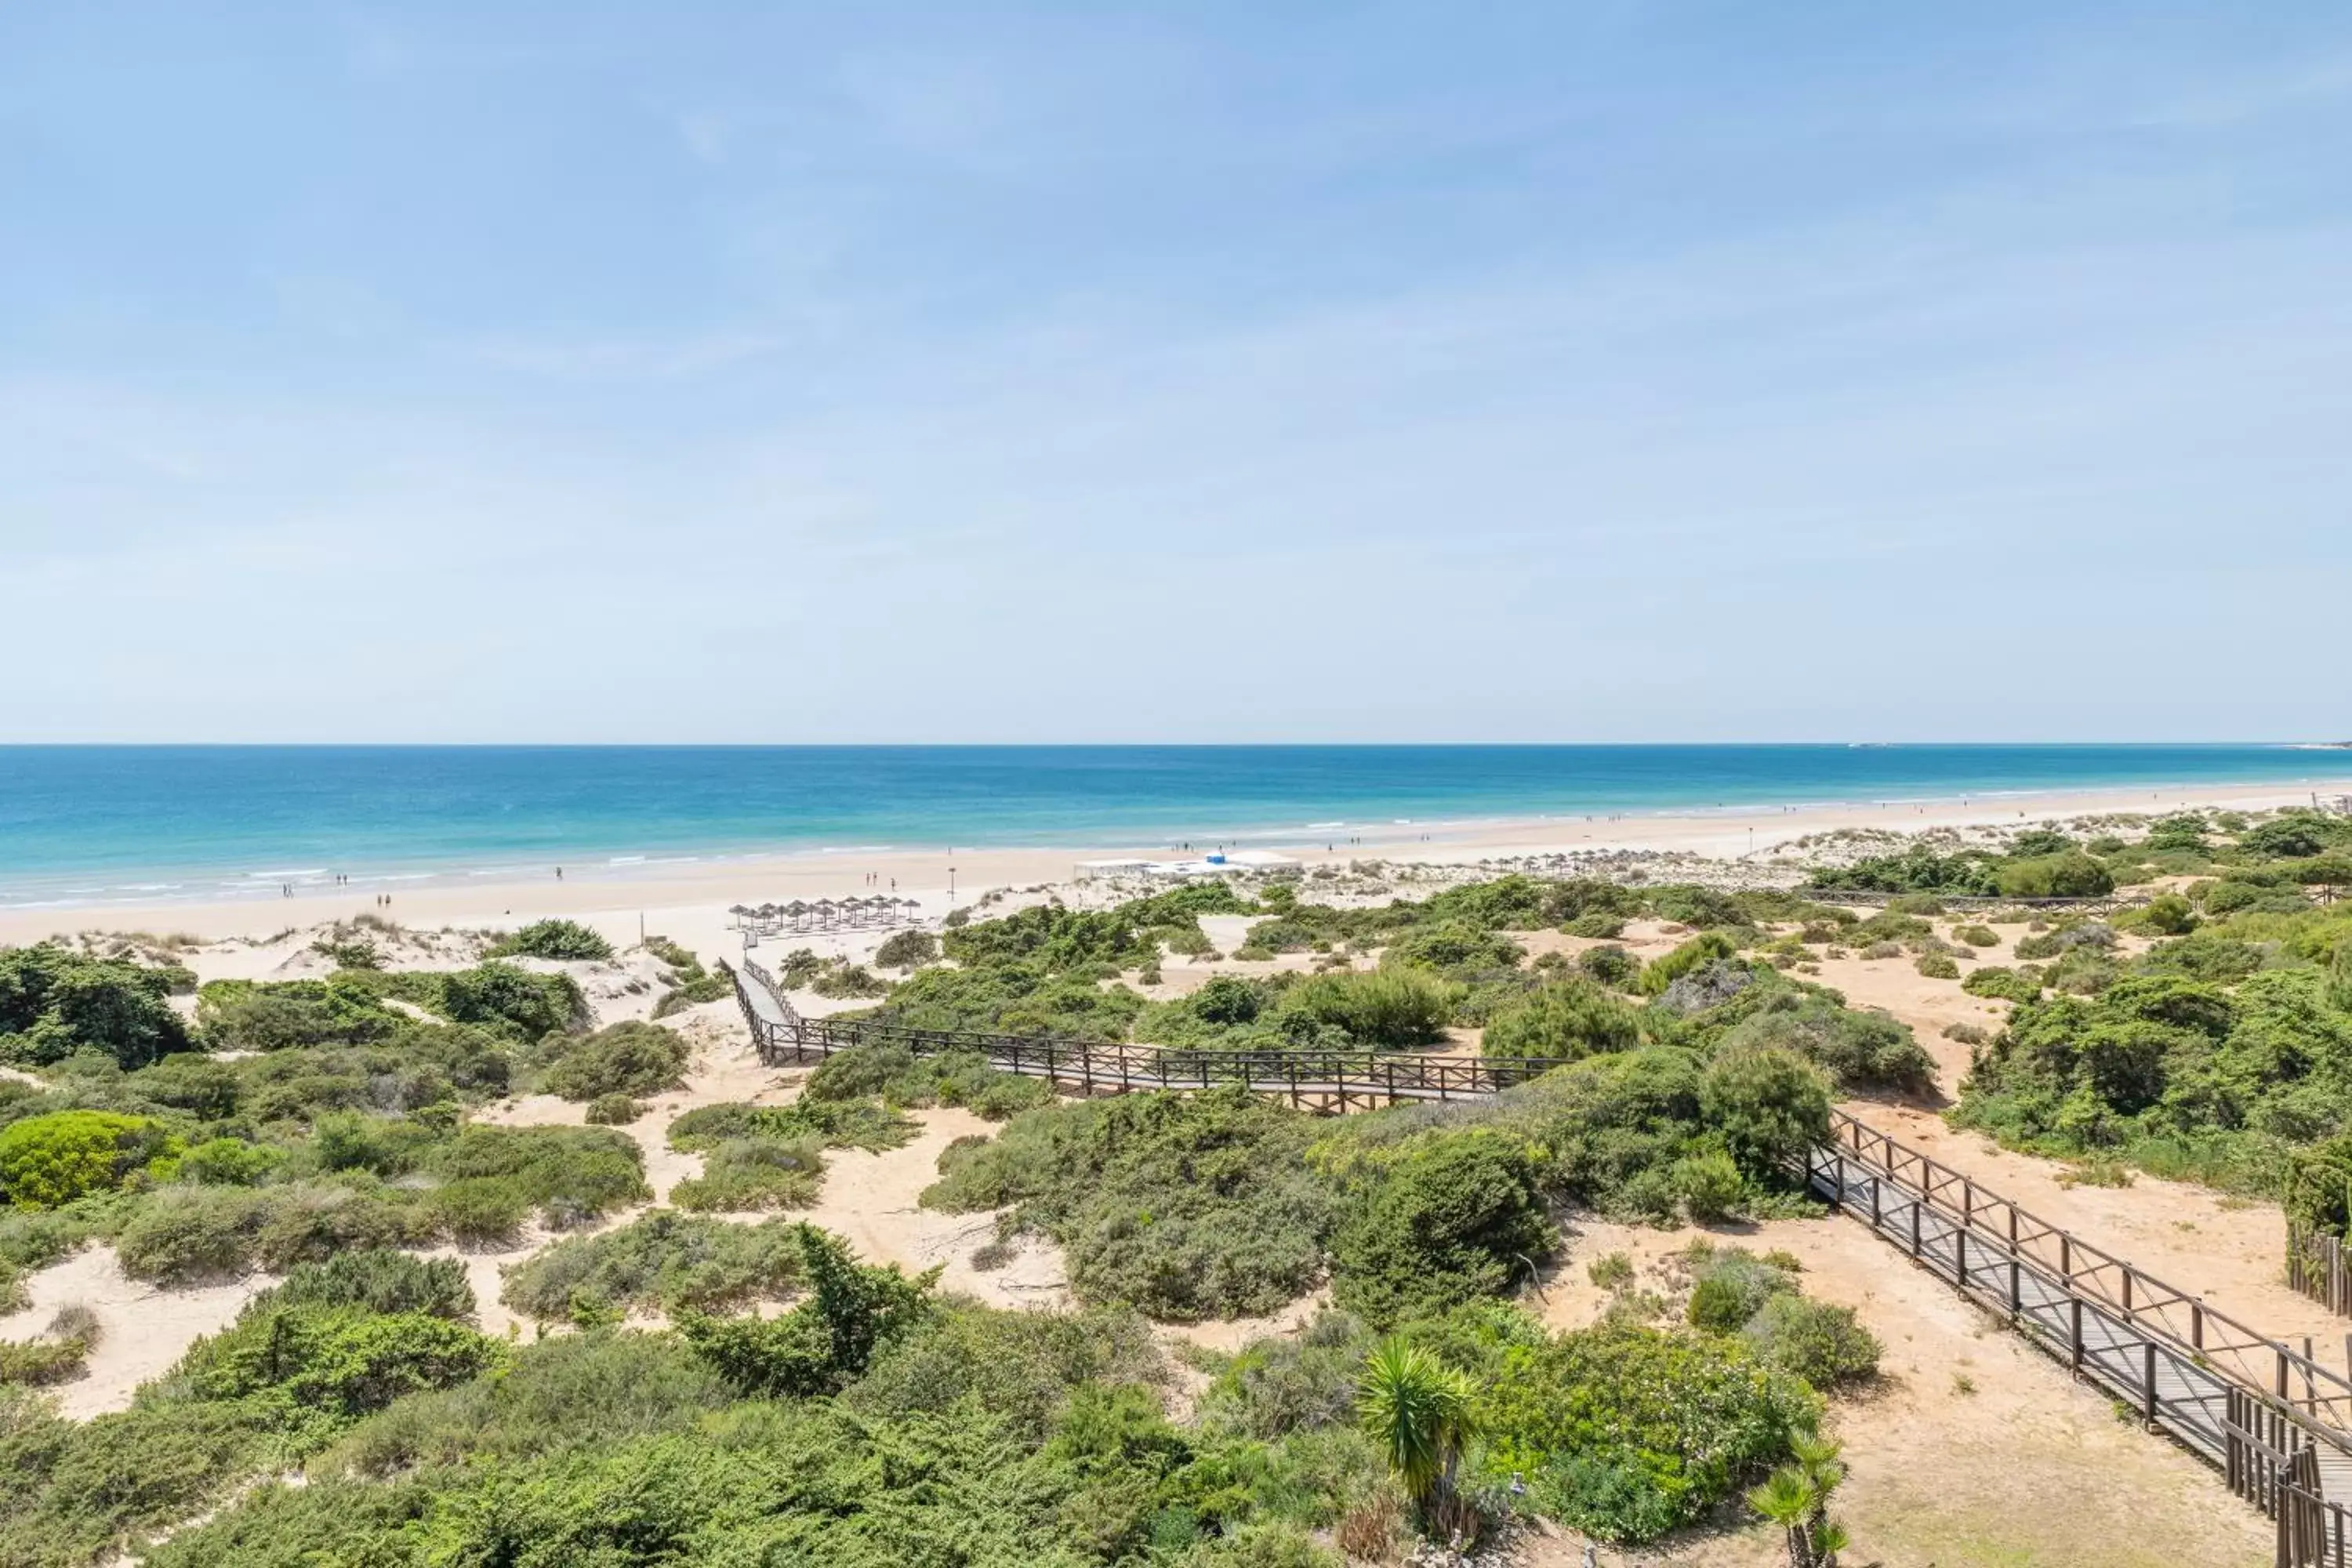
top-left (0, 745), bottom-right (2344, 909)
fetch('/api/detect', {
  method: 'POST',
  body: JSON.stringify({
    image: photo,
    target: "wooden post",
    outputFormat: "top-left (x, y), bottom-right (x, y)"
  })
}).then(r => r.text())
top-left (1910, 1198), bottom-right (1922, 1258)
top-left (2143, 1341), bottom-right (2159, 1425)
top-left (1955, 1229), bottom-right (1968, 1291)
top-left (2009, 1258), bottom-right (2022, 1317)
top-left (2071, 1299), bottom-right (2085, 1373)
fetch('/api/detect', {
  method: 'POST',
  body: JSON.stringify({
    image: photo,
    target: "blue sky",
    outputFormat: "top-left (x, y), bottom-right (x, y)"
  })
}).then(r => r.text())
top-left (4, 3), bottom-right (2348, 742)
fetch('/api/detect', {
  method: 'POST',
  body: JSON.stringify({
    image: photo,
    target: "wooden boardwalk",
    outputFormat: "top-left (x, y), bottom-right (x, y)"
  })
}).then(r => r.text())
top-left (731, 959), bottom-right (2352, 1560)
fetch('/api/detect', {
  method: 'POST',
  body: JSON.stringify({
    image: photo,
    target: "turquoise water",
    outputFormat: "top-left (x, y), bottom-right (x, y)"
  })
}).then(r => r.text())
top-left (0, 745), bottom-right (2343, 907)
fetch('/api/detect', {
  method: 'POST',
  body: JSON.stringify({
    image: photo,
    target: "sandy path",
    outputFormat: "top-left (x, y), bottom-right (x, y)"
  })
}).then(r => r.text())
top-left (1805, 938), bottom-right (2352, 1369)
top-left (1530, 1213), bottom-right (2272, 1568)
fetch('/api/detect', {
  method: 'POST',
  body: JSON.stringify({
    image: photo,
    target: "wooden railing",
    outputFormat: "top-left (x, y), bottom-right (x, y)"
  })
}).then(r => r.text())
top-left (729, 961), bottom-right (1571, 1109)
top-left (731, 961), bottom-right (2352, 1521)
top-left (1811, 1111), bottom-right (2352, 1526)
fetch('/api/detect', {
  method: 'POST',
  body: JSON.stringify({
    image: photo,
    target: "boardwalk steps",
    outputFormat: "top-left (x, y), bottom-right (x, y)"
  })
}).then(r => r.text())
top-left (731, 959), bottom-right (2352, 1560)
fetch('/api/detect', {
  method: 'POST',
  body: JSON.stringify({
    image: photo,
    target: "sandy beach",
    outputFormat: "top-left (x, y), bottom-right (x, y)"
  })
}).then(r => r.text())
top-left (7, 773), bottom-right (2344, 954)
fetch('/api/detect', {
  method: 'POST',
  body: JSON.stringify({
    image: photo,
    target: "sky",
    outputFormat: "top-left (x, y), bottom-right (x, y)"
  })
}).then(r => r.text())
top-left (3, 2), bottom-right (2349, 744)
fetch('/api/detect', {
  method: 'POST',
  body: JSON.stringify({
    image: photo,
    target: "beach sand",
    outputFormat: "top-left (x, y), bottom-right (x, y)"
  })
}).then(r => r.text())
top-left (5, 775), bottom-right (2343, 956)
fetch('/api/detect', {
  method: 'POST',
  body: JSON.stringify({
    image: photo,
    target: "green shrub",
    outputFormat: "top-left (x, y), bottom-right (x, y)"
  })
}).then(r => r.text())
top-left (1564, 913), bottom-right (1627, 940)
top-left (0, 1110), bottom-right (180, 1207)
top-left (803, 1044), bottom-right (1054, 1121)
top-left (0, 1397), bottom-right (281, 1563)
top-left (1698, 1049), bottom-right (1830, 1182)
top-left (1480, 978), bottom-right (1640, 1062)
top-left (489, 920), bottom-right (615, 961)
top-left (539, 1021), bottom-right (689, 1101)
top-left (1273, 969), bottom-right (1455, 1050)
top-left (1682, 1246), bottom-right (1797, 1331)
top-left (2142, 894), bottom-right (2199, 936)
top-left (1715, 992), bottom-right (1935, 1094)
top-left (253, 1185), bottom-right (432, 1270)
top-left (678, 1225), bottom-right (935, 1397)
top-left (256, 1251), bottom-right (474, 1319)
top-left (1997, 853), bottom-right (2115, 899)
top-left (422, 964), bottom-right (586, 1041)
top-left (847, 1300), bottom-right (1166, 1444)
top-left (0, 945), bottom-right (194, 1069)
top-left (670, 1137), bottom-right (826, 1212)
top-left (1329, 1132), bottom-right (1552, 1328)
top-left (114, 1186), bottom-right (272, 1283)
top-left (1378, 923), bottom-right (1524, 977)
top-left (503, 1211), bottom-right (807, 1321)
top-left (1636, 933), bottom-right (1738, 997)
top-left (1962, 966), bottom-right (2041, 1003)
top-left (1915, 951), bottom-right (1960, 981)
top-left (376, 1124), bottom-right (650, 1245)
top-left (670, 1098), bottom-right (914, 1154)
top-left (874, 928), bottom-right (942, 970)
top-left (926, 1089), bottom-right (1334, 1321)
top-left (1669, 1150), bottom-right (1744, 1221)
top-left (585, 1092), bottom-right (642, 1125)
top-left (197, 975), bottom-right (403, 1052)
top-left (424, 1178), bottom-right (534, 1247)
top-left (1576, 946), bottom-right (1640, 987)
top-left (1953, 924), bottom-right (1999, 948)
top-left (172, 1301), bottom-right (504, 1420)
top-left (1472, 1320), bottom-right (1816, 1543)
top-left (1741, 1294), bottom-right (1880, 1388)
top-left (179, 1137), bottom-right (282, 1186)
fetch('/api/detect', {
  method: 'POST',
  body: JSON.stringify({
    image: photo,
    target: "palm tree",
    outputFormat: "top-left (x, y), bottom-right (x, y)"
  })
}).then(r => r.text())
top-left (1356, 1337), bottom-right (1477, 1537)
top-left (1749, 1436), bottom-right (1849, 1568)
top-left (1747, 1467), bottom-right (1820, 1568)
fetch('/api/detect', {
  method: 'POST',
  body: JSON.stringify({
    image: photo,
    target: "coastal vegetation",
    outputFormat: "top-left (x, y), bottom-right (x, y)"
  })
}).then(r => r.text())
top-left (6, 806), bottom-right (2341, 1563)
top-left (1950, 811), bottom-right (2352, 1196)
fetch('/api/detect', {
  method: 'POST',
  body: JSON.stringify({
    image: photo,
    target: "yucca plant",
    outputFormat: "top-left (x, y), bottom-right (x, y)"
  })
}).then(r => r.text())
top-left (1356, 1336), bottom-right (1479, 1540)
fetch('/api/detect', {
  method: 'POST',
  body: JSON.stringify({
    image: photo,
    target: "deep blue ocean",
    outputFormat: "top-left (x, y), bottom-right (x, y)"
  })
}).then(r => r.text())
top-left (0, 745), bottom-right (2344, 907)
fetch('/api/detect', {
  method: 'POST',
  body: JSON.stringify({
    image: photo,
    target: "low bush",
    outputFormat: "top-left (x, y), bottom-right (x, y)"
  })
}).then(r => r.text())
top-left (1915, 952), bottom-right (1960, 981)
top-left (114, 1185), bottom-right (272, 1283)
top-left (873, 929), bottom-right (942, 970)
top-left (539, 1021), bottom-right (688, 1102)
top-left (1563, 913), bottom-right (1626, 940)
top-left (1714, 992), bottom-right (1935, 1094)
top-left (502, 1210), bottom-right (807, 1319)
top-left (670, 1137), bottom-right (826, 1212)
top-left (1275, 969), bottom-right (1456, 1049)
top-left (488, 920), bottom-right (614, 961)
top-left (255, 1251), bottom-right (474, 1320)
top-left (925, 1089), bottom-right (1334, 1320)
top-left (1329, 1132), bottom-right (1552, 1327)
top-left (1636, 933), bottom-right (1739, 998)
top-left (0, 1110), bottom-right (180, 1207)
top-left (585, 1092), bottom-right (642, 1125)
top-left (1480, 979), bottom-right (1640, 1062)
top-left (1576, 946), bottom-right (1640, 988)
top-left (0, 944), bottom-right (194, 1070)
top-left (1472, 1319), bottom-right (1816, 1543)
top-left (1743, 1294), bottom-right (1881, 1388)
top-left (1962, 966), bottom-right (2041, 1003)
top-left (669, 1098), bottom-right (916, 1153)
top-left (1953, 924), bottom-right (1999, 948)
top-left (677, 1225), bottom-right (935, 1397)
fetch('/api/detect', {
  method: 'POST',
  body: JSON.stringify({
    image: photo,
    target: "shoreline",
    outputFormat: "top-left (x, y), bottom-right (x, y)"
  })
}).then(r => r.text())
top-left (5, 773), bottom-right (2345, 953)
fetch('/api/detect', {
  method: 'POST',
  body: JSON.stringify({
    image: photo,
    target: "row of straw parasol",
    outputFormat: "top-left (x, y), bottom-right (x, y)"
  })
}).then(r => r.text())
top-left (728, 896), bottom-right (921, 932)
